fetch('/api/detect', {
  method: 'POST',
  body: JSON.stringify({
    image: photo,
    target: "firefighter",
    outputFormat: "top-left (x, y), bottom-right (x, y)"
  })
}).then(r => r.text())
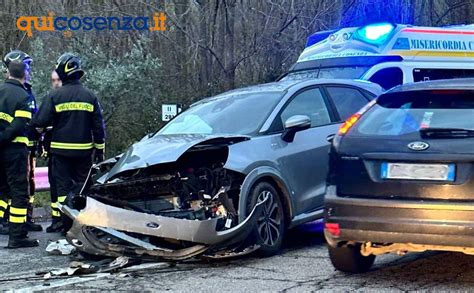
top-left (20, 52), bottom-right (43, 232)
top-left (0, 60), bottom-right (39, 248)
top-left (50, 70), bottom-right (62, 89)
top-left (31, 53), bottom-right (105, 232)
top-left (0, 50), bottom-right (42, 234)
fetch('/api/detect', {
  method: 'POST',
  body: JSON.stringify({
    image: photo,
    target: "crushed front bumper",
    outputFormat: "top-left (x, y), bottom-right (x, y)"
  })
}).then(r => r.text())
top-left (62, 196), bottom-right (266, 260)
top-left (325, 185), bottom-right (474, 250)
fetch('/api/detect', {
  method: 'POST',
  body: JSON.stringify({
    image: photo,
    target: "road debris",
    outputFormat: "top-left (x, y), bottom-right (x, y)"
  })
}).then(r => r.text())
top-left (42, 256), bottom-right (173, 280)
top-left (45, 239), bottom-right (76, 255)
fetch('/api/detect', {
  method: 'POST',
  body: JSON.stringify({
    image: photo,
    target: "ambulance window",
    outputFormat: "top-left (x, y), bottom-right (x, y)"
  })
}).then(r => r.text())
top-left (413, 68), bottom-right (474, 82)
top-left (368, 67), bottom-right (403, 90)
top-left (326, 87), bottom-right (370, 121)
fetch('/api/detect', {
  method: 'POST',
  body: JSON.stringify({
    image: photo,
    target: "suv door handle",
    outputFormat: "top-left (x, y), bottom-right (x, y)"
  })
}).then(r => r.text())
top-left (326, 134), bottom-right (335, 142)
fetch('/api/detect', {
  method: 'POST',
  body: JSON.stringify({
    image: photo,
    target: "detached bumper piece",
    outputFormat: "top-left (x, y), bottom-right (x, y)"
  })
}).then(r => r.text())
top-left (62, 196), bottom-right (266, 261)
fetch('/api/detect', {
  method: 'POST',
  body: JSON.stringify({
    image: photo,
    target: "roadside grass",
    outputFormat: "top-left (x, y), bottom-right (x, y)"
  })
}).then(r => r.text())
top-left (34, 191), bottom-right (51, 208)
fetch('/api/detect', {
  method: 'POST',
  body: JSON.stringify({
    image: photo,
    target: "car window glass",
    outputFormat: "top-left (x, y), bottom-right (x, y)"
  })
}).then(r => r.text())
top-left (413, 68), bottom-right (474, 82)
top-left (159, 92), bottom-right (282, 136)
top-left (353, 90), bottom-right (474, 137)
top-left (280, 88), bottom-right (331, 128)
top-left (368, 67), bottom-right (403, 90)
top-left (326, 87), bottom-right (370, 121)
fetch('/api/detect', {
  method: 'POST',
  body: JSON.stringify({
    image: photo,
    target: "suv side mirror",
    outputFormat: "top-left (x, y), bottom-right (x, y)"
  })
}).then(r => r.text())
top-left (281, 115), bottom-right (311, 142)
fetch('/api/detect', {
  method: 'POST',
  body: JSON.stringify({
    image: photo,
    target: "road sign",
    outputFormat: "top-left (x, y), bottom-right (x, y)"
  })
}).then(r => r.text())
top-left (162, 104), bottom-right (178, 121)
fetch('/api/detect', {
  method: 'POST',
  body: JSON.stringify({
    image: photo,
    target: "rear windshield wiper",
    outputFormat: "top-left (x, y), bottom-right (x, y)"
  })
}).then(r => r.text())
top-left (420, 127), bottom-right (474, 139)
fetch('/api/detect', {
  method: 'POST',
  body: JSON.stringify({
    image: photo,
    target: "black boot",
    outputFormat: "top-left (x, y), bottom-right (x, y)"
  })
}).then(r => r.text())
top-left (0, 219), bottom-right (8, 235)
top-left (25, 205), bottom-right (43, 232)
top-left (7, 221), bottom-right (39, 248)
top-left (25, 221), bottom-right (43, 232)
top-left (6, 237), bottom-right (39, 249)
top-left (46, 219), bottom-right (64, 233)
top-left (0, 206), bottom-right (9, 235)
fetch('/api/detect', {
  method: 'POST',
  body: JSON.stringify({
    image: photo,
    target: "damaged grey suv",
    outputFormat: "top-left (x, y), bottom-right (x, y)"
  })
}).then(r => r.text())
top-left (63, 79), bottom-right (382, 260)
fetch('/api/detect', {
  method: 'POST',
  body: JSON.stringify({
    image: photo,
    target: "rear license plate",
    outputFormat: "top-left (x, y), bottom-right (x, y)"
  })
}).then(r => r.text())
top-left (381, 162), bottom-right (455, 181)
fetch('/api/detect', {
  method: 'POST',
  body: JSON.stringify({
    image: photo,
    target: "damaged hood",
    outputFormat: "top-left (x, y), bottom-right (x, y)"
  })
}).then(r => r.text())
top-left (101, 134), bottom-right (250, 183)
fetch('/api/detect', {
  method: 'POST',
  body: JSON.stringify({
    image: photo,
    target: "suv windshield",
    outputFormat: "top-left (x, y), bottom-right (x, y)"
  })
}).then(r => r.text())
top-left (282, 66), bottom-right (369, 80)
top-left (158, 91), bottom-right (282, 136)
top-left (353, 90), bottom-right (474, 137)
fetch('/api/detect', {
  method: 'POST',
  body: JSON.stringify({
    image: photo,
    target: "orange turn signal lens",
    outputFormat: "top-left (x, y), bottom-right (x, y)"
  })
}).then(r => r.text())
top-left (338, 113), bottom-right (361, 135)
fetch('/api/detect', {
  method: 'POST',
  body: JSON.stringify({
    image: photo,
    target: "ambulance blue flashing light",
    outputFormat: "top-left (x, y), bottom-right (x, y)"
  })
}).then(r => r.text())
top-left (354, 23), bottom-right (396, 45)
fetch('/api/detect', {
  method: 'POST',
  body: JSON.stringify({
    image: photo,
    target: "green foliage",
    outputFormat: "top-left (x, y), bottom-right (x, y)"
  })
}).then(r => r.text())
top-left (29, 38), bottom-right (164, 157)
top-left (82, 39), bottom-right (164, 156)
top-left (33, 191), bottom-right (50, 208)
top-left (28, 38), bottom-right (59, 101)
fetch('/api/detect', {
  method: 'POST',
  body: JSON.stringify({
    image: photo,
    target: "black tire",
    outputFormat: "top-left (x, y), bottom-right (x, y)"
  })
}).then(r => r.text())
top-left (246, 181), bottom-right (286, 256)
top-left (328, 243), bottom-right (376, 273)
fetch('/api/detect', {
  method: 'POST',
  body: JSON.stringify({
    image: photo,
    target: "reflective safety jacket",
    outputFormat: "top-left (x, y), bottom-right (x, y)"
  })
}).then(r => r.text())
top-left (24, 82), bottom-right (39, 151)
top-left (31, 80), bottom-right (105, 157)
top-left (0, 79), bottom-right (32, 147)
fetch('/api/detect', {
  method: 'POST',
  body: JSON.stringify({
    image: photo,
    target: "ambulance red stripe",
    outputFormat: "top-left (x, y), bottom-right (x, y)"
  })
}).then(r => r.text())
top-left (402, 28), bottom-right (474, 35)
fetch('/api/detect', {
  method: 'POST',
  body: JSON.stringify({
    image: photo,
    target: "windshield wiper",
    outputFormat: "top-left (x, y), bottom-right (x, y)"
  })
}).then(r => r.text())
top-left (420, 127), bottom-right (474, 139)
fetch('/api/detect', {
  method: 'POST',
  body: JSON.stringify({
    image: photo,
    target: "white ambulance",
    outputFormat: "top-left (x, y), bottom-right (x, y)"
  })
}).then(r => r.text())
top-left (282, 23), bottom-right (474, 89)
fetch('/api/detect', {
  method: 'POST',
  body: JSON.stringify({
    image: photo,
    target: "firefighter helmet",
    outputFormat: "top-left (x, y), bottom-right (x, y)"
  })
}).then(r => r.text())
top-left (3, 50), bottom-right (32, 67)
top-left (55, 53), bottom-right (84, 81)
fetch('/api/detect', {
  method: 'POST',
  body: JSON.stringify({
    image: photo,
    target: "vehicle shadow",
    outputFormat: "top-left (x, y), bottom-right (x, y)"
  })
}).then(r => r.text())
top-left (183, 221), bottom-right (474, 291)
top-left (283, 225), bottom-right (474, 290)
top-left (333, 251), bottom-right (474, 290)
top-left (283, 222), bottom-right (326, 252)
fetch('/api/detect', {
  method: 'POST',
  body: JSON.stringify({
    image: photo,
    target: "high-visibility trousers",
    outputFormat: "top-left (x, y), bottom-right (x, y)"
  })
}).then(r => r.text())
top-left (48, 157), bottom-right (60, 220)
top-left (0, 144), bottom-right (29, 239)
top-left (51, 154), bottom-right (92, 230)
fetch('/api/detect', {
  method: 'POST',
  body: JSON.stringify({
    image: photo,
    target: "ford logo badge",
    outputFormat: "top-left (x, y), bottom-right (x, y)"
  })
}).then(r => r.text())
top-left (407, 141), bottom-right (430, 151)
top-left (146, 222), bottom-right (160, 229)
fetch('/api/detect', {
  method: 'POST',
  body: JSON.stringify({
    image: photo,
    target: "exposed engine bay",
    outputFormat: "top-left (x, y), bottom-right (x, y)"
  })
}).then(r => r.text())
top-left (89, 146), bottom-right (242, 230)
top-left (62, 135), bottom-right (265, 261)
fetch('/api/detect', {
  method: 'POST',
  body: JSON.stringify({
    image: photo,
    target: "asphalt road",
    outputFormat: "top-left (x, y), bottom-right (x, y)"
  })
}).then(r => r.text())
top-left (1, 222), bottom-right (474, 292)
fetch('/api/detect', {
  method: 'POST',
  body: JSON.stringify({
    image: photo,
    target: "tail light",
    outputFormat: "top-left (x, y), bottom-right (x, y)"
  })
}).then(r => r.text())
top-left (325, 223), bottom-right (340, 237)
top-left (338, 113), bottom-right (361, 135)
top-left (337, 99), bottom-right (377, 136)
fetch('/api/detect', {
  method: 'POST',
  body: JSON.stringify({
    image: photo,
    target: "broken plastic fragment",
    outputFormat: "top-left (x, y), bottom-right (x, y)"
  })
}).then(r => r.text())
top-left (46, 239), bottom-right (76, 255)
top-left (109, 256), bottom-right (129, 268)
